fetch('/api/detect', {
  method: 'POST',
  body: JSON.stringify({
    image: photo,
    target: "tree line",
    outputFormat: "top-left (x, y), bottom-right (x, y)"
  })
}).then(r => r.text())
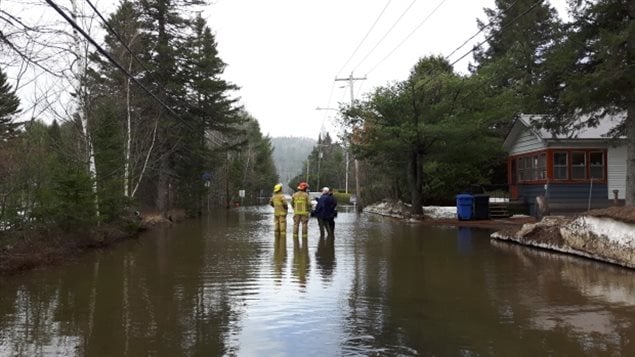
top-left (339, 0), bottom-right (634, 213)
top-left (0, 0), bottom-right (277, 232)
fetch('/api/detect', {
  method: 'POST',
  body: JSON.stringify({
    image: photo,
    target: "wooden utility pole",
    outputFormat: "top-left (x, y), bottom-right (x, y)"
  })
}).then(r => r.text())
top-left (335, 73), bottom-right (366, 208)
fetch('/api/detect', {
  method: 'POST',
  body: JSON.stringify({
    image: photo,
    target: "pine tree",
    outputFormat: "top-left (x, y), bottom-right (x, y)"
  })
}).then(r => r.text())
top-left (0, 69), bottom-right (20, 141)
top-left (540, 0), bottom-right (635, 205)
top-left (472, 0), bottom-right (563, 114)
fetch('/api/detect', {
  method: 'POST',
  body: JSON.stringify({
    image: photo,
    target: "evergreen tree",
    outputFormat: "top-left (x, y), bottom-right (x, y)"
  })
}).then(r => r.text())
top-left (540, 0), bottom-right (635, 205)
top-left (343, 56), bottom-right (462, 213)
top-left (0, 69), bottom-right (20, 141)
top-left (174, 14), bottom-right (242, 214)
top-left (472, 0), bottom-right (563, 115)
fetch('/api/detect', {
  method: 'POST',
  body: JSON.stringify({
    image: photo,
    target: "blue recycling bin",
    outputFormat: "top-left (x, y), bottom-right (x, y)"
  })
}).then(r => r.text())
top-left (456, 194), bottom-right (474, 221)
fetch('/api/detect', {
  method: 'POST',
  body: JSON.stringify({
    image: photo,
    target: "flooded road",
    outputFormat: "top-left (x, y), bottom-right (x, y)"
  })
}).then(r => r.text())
top-left (1, 206), bottom-right (635, 356)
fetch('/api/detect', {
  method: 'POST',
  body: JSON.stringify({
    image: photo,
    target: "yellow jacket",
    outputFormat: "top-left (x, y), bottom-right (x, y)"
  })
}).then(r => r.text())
top-left (269, 192), bottom-right (288, 216)
top-left (291, 191), bottom-right (310, 216)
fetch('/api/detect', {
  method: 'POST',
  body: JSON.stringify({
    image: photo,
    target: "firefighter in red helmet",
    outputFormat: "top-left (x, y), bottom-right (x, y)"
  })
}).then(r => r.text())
top-left (291, 181), bottom-right (310, 238)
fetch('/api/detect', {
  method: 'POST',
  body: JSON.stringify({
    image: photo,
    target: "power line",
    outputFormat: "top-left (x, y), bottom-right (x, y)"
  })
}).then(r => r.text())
top-left (45, 0), bottom-right (178, 117)
top-left (83, 0), bottom-right (154, 76)
top-left (350, 0), bottom-right (418, 73)
top-left (45, 0), bottom-right (222, 165)
top-left (449, 0), bottom-right (544, 68)
top-left (336, 0), bottom-right (393, 78)
top-left (83, 0), bottom-right (237, 152)
top-left (364, 0), bottom-right (448, 76)
top-left (445, 0), bottom-right (522, 59)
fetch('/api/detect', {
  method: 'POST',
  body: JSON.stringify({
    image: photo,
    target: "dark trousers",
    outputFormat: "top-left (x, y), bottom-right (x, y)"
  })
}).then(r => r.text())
top-left (318, 217), bottom-right (335, 238)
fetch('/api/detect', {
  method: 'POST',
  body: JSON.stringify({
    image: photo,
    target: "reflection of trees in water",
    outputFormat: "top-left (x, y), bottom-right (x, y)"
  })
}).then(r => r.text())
top-left (340, 229), bottom-right (393, 355)
top-left (315, 237), bottom-right (336, 281)
top-left (292, 237), bottom-right (310, 290)
top-left (0, 213), bottom-right (265, 356)
top-left (489, 240), bottom-right (635, 354)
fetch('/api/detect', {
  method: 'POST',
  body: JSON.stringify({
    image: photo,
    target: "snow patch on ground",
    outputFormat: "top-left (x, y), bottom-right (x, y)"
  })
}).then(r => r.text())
top-left (422, 206), bottom-right (456, 219)
top-left (574, 216), bottom-right (635, 248)
top-left (363, 200), bottom-right (456, 220)
top-left (492, 214), bottom-right (635, 269)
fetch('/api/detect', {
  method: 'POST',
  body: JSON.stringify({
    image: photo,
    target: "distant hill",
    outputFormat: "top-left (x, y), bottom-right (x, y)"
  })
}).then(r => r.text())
top-left (271, 136), bottom-right (316, 186)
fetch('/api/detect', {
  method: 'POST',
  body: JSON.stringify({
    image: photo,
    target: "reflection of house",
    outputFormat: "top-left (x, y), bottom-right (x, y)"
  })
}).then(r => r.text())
top-left (503, 114), bottom-right (626, 211)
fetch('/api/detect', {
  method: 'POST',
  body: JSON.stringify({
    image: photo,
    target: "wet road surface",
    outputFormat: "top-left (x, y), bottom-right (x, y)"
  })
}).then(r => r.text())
top-left (1, 205), bottom-right (635, 356)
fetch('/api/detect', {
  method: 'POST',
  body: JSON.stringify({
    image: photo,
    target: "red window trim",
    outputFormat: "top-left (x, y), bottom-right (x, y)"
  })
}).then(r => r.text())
top-left (510, 148), bottom-right (607, 184)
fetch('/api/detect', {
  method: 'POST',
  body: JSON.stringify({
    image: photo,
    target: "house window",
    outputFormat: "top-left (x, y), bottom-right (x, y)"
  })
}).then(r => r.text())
top-left (589, 152), bottom-right (604, 179)
top-left (571, 152), bottom-right (586, 179)
top-left (517, 157), bottom-right (527, 181)
top-left (536, 154), bottom-right (546, 180)
top-left (516, 153), bottom-right (547, 182)
top-left (553, 152), bottom-right (568, 180)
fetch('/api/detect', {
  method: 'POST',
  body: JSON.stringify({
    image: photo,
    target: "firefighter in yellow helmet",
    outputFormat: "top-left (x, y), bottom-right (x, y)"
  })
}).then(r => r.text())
top-left (291, 181), bottom-right (310, 238)
top-left (269, 183), bottom-right (288, 236)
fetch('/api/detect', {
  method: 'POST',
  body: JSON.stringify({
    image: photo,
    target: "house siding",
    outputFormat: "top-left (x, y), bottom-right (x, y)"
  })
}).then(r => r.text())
top-left (518, 183), bottom-right (607, 200)
top-left (509, 129), bottom-right (544, 156)
top-left (608, 145), bottom-right (627, 199)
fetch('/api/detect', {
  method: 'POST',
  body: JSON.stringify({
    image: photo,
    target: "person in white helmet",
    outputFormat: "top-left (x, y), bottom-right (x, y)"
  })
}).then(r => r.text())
top-left (314, 187), bottom-right (337, 238)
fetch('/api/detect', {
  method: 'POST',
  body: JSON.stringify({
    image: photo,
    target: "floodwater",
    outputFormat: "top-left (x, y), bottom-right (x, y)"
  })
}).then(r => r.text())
top-left (1, 206), bottom-right (635, 356)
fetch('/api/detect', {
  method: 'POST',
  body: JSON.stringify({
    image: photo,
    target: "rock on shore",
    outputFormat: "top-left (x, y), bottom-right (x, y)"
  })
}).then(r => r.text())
top-left (491, 207), bottom-right (635, 269)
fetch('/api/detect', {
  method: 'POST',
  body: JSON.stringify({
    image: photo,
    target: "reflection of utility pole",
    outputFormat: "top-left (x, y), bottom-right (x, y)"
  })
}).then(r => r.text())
top-left (317, 151), bottom-right (323, 189)
top-left (335, 73), bottom-right (366, 204)
top-left (224, 142), bottom-right (230, 209)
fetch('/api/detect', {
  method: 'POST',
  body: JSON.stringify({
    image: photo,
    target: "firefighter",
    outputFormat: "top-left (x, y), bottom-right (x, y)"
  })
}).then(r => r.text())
top-left (269, 183), bottom-right (288, 236)
top-left (291, 181), bottom-right (310, 238)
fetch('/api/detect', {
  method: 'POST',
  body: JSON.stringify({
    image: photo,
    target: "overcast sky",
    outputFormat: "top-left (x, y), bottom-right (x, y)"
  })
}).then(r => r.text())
top-left (3, 0), bottom-right (568, 141)
top-left (203, 0), bottom-right (569, 140)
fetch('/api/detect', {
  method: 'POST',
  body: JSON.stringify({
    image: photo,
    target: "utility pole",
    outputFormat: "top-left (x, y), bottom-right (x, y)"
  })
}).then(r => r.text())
top-left (335, 72), bottom-right (366, 206)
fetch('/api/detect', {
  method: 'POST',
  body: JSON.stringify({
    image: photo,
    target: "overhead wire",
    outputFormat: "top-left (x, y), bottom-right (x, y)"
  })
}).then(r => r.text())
top-left (350, 0), bottom-right (418, 74)
top-left (364, 0), bottom-right (448, 76)
top-left (445, 0), bottom-right (522, 59)
top-left (335, 0), bottom-right (393, 78)
top-left (44, 0), bottom-right (221, 165)
top-left (449, 0), bottom-right (544, 68)
top-left (358, 0), bottom-right (541, 94)
top-left (45, 0), bottom-right (177, 117)
top-left (83, 0), bottom-right (154, 76)
top-left (82, 0), bottom-right (234, 150)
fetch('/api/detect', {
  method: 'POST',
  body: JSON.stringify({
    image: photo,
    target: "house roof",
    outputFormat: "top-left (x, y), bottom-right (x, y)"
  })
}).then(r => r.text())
top-left (503, 112), bottom-right (625, 151)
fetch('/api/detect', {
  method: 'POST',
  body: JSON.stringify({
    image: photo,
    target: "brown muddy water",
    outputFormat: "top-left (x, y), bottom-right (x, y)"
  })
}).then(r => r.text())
top-left (1, 206), bottom-right (635, 356)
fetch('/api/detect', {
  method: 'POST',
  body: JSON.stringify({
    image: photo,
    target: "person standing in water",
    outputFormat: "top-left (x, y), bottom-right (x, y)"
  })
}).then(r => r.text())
top-left (269, 183), bottom-right (288, 236)
top-left (291, 181), bottom-right (310, 239)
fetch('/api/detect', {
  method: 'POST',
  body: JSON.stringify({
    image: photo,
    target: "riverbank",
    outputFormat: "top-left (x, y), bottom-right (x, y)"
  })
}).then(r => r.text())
top-left (363, 199), bottom-right (537, 229)
top-left (491, 206), bottom-right (635, 269)
top-left (0, 209), bottom-right (186, 276)
top-left (363, 200), bottom-right (635, 269)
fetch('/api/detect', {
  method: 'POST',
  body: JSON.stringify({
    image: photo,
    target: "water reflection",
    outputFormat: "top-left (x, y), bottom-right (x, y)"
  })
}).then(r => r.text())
top-left (1, 208), bottom-right (635, 356)
top-left (273, 234), bottom-right (287, 285)
top-left (315, 237), bottom-right (336, 281)
top-left (292, 237), bottom-right (310, 290)
top-left (490, 240), bottom-right (635, 354)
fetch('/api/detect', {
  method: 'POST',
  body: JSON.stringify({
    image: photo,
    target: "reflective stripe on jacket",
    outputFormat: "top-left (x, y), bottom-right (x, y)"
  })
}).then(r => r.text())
top-left (291, 191), bottom-right (310, 216)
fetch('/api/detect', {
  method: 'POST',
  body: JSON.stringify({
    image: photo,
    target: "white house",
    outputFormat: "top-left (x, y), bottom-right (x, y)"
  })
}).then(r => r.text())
top-left (503, 113), bottom-right (627, 210)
